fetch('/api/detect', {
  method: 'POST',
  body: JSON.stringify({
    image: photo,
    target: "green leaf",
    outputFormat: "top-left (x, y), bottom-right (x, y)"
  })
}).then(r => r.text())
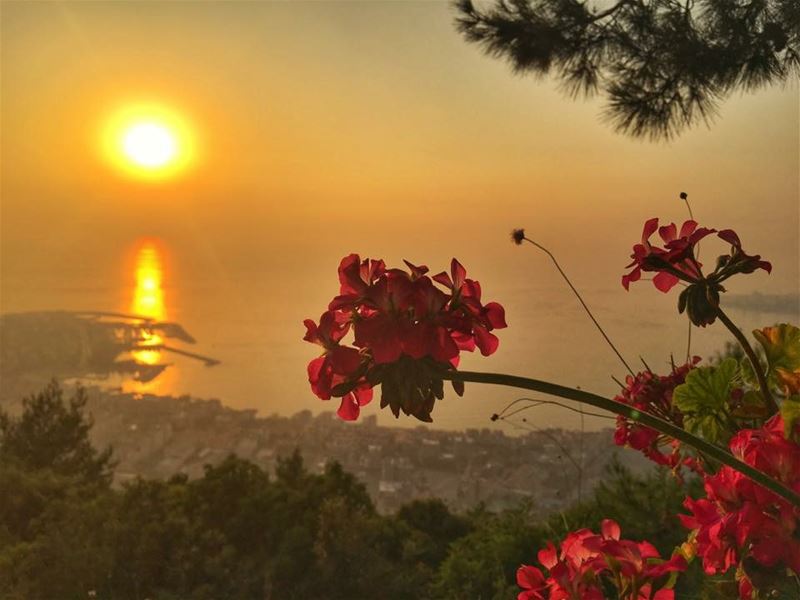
top-left (739, 356), bottom-right (756, 386)
top-left (780, 395), bottom-right (800, 442)
top-left (753, 323), bottom-right (800, 383)
top-left (673, 358), bottom-right (738, 444)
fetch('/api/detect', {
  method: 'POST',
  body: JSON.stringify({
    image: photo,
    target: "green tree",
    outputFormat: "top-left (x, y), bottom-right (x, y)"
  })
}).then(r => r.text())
top-left (455, 0), bottom-right (799, 139)
top-left (0, 380), bottom-right (113, 485)
top-left (433, 503), bottom-right (546, 600)
top-left (396, 498), bottom-right (472, 569)
top-left (0, 485), bottom-right (118, 600)
top-left (546, 457), bottom-right (694, 552)
top-left (0, 382), bottom-right (117, 599)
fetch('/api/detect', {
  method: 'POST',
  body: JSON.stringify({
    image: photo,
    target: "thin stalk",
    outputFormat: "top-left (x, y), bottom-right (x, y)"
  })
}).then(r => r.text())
top-left (496, 397), bottom-right (614, 421)
top-left (682, 197), bottom-right (695, 222)
top-left (682, 194), bottom-right (696, 362)
top-left (522, 236), bottom-right (635, 376)
top-left (578, 403), bottom-right (585, 502)
top-left (714, 306), bottom-right (777, 413)
top-left (440, 369), bottom-right (800, 506)
top-left (508, 418), bottom-right (584, 477)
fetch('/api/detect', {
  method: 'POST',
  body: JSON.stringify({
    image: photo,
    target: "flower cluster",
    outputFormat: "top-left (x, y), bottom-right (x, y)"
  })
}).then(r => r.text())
top-left (517, 519), bottom-right (686, 600)
top-left (613, 359), bottom-right (702, 473)
top-left (622, 219), bottom-right (771, 326)
top-left (304, 254), bottom-right (507, 422)
top-left (680, 415), bottom-right (800, 598)
top-left (622, 219), bottom-right (713, 293)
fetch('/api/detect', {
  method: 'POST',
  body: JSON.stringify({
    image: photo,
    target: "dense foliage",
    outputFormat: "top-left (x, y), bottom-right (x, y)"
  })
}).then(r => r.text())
top-left (0, 382), bottom-right (744, 599)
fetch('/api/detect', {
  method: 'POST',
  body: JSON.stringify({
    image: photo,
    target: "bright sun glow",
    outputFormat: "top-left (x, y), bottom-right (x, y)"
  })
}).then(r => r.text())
top-left (122, 122), bottom-right (177, 168)
top-left (102, 103), bottom-right (196, 180)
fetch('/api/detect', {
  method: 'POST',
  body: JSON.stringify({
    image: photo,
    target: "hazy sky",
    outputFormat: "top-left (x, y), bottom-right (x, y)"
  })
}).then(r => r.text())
top-left (2, 1), bottom-right (798, 429)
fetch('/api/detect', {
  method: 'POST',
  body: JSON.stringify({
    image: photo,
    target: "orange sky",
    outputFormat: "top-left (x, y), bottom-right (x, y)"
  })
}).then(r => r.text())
top-left (1, 2), bottom-right (798, 428)
top-left (3, 3), bottom-right (798, 250)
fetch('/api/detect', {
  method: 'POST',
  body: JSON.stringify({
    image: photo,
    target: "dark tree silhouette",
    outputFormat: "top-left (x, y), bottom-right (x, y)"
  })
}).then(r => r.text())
top-left (0, 381), bottom-right (113, 485)
top-left (454, 0), bottom-right (799, 139)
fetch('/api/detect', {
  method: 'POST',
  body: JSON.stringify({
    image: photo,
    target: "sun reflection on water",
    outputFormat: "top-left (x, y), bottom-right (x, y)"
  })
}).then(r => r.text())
top-left (131, 241), bottom-right (166, 366)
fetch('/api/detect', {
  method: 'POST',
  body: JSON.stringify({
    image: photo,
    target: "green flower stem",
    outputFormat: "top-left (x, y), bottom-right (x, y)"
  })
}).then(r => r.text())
top-left (714, 306), bottom-right (777, 414)
top-left (440, 369), bottom-right (800, 507)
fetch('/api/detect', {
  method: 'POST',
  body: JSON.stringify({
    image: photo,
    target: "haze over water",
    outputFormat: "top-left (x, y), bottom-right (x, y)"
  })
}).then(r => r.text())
top-left (2, 2), bottom-right (798, 431)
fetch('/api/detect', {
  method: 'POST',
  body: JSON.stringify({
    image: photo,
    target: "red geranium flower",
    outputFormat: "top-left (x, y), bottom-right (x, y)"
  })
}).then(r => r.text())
top-left (622, 218), bottom-right (714, 292)
top-left (680, 415), bottom-right (800, 597)
top-left (304, 255), bottom-right (507, 421)
top-left (519, 519), bottom-right (685, 600)
top-left (613, 359), bottom-right (701, 473)
top-left (622, 219), bottom-right (771, 326)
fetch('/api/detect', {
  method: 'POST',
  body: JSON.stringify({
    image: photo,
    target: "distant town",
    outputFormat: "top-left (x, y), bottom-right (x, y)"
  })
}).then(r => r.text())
top-left (74, 388), bottom-right (648, 514)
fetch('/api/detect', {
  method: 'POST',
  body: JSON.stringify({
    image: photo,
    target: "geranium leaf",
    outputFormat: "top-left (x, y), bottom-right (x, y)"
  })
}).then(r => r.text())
top-left (780, 395), bottom-right (800, 442)
top-left (777, 368), bottom-right (800, 396)
top-left (673, 358), bottom-right (738, 444)
top-left (739, 356), bottom-right (756, 385)
top-left (753, 323), bottom-right (800, 385)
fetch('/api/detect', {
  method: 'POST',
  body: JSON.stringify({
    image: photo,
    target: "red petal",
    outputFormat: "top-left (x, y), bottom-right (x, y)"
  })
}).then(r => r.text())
top-left (679, 220), bottom-right (698, 238)
top-left (327, 346), bottom-right (362, 375)
top-left (637, 540), bottom-right (660, 559)
top-left (717, 229), bottom-right (741, 248)
top-left (355, 316), bottom-right (403, 364)
top-left (537, 542), bottom-right (558, 569)
top-left (401, 323), bottom-right (431, 359)
top-left (516, 565), bottom-right (545, 591)
top-left (659, 223), bottom-right (677, 243)
top-left (601, 519), bottom-right (620, 540)
top-left (484, 302), bottom-right (507, 328)
top-left (403, 259), bottom-right (429, 279)
top-left (474, 325), bottom-right (499, 356)
top-left (622, 267), bottom-right (641, 290)
top-left (360, 258), bottom-right (386, 285)
top-left (329, 294), bottom-right (359, 311)
top-left (642, 218), bottom-right (659, 243)
top-left (431, 327), bottom-right (460, 363)
top-left (432, 271), bottom-right (453, 289)
top-left (451, 258), bottom-right (467, 289)
top-left (303, 319), bottom-right (320, 344)
top-left (337, 254), bottom-right (363, 294)
top-left (462, 279), bottom-right (482, 300)
top-left (652, 271), bottom-right (679, 293)
top-left (354, 385), bottom-right (373, 407)
top-left (688, 227), bottom-right (716, 244)
top-left (308, 356), bottom-right (332, 400)
top-left (307, 356), bottom-right (325, 383)
top-left (452, 331), bottom-right (476, 352)
top-left (337, 394), bottom-right (360, 420)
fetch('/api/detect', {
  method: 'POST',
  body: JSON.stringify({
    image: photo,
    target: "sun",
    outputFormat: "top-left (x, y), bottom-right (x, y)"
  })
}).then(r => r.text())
top-left (122, 122), bottom-right (177, 168)
top-left (102, 103), bottom-right (196, 181)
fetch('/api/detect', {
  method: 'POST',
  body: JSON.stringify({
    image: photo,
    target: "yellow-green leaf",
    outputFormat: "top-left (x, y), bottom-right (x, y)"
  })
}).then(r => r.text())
top-left (753, 323), bottom-right (800, 385)
top-left (780, 395), bottom-right (800, 442)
